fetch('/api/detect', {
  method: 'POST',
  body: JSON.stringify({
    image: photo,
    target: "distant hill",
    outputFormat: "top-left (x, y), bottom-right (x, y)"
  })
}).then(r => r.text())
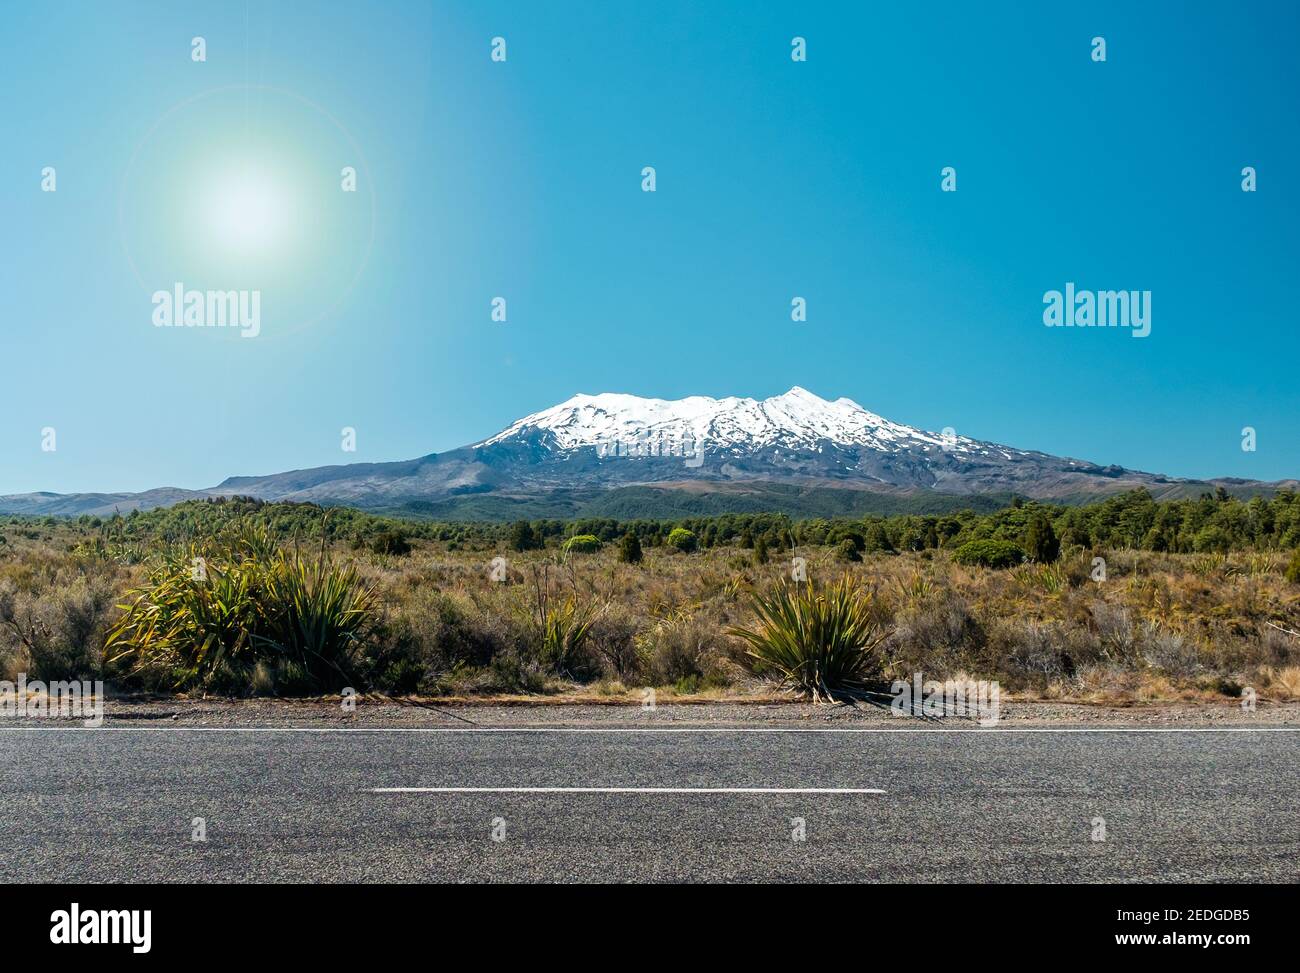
top-left (3, 388), bottom-right (1295, 520)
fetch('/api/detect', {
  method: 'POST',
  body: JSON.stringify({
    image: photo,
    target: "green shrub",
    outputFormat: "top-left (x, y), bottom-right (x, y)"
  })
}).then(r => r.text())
top-left (534, 597), bottom-right (597, 678)
top-left (617, 532), bottom-right (643, 564)
top-left (863, 522), bottom-right (896, 554)
top-left (509, 521), bottom-right (542, 552)
top-left (1013, 562), bottom-right (1068, 594)
top-left (562, 534), bottom-right (601, 554)
top-left (260, 549), bottom-right (380, 689)
top-left (106, 553), bottom-right (262, 692)
top-left (951, 539), bottom-right (1024, 569)
top-left (393, 591), bottom-right (505, 670)
top-left (638, 614), bottom-right (722, 686)
top-left (106, 531), bottom-right (377, 693)
top-left (1192, 525), bottom-right (1232, 554)
top-left (1024, 513), bottom-right (1060, 563)
top-left (1285, 549), bottom-right (1300, 584)
top-left (835, 538), bottom-right (862, 562)
top-left (0, 574), bottom-right (115, 681)
top-left (587, 608), bottom-right (640, 677)
top-left (730, 577), bottom-right (889, 701)
top-left (370, 530), bottom-right (411, 556)
top-left (667, 527), bottom-right (697, 553)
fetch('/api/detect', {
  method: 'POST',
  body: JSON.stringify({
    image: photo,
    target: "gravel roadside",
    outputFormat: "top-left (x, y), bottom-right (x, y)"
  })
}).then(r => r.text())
top-left (4, 694), bottom-right (1294, 728)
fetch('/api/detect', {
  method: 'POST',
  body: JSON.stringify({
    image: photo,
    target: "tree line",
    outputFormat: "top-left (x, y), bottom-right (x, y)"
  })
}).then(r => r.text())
top-left (12, 487), bottom-right (1300, 558)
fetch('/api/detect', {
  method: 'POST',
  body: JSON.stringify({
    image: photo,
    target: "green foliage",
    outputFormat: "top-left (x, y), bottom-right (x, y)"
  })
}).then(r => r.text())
top-left (1286, 549), bottom-right (1300, 584)
top-left (617, 532), bottom-right (643, 564)
top-left (863, 522), bottom-right (896, 554)
top-left (260, 549), bottom-right (379, 687)
top-left (1024, 513), bottom-right (1060, 563)
top-left (951, 539), bottom-right (1025, 569)
top-left (20, 487), bottom-right (1300, 562)
top-left (1013, 562), bottom-right (1068, 594)
top-left (0, 575), bottom-right (114, 681)
top-left (509, 520), bottom-right (543, 552)
top-left (1192, 525), bottom-right (1232, 554)
top-left (835, 538), bottom-right (862, 562)
top-left (730, 577), bottom-right (889, 701)
top-left (535, 597), bottom-right (596, 676)
top-left (370, 530), bottom-right (411, 556)
top-left (561, 534), bottom-right (601, 554)
top-left (525, 563), bottom-right (599, 679)
top-left (106, 527), bottom-right (377, 693)
top-left (667, 527), bottom-right (698, 553)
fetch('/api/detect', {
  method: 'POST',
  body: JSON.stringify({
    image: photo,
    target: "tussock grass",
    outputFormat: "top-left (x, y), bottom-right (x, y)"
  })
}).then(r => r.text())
top-left (5, 506), bottom-right (1300, 702)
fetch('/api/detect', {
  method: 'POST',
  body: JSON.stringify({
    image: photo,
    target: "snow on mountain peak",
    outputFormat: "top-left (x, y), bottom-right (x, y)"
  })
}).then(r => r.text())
top-left (480, 387), bottom-right (981, 455)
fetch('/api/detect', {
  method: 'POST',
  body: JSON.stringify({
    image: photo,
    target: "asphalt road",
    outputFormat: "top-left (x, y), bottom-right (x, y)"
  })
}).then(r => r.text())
top-left (2, 725), bottom-right (1297, 882)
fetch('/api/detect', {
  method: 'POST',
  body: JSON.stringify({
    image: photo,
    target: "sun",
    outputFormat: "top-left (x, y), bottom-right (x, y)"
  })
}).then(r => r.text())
top-left (201, 163), bottom-right (292, 257)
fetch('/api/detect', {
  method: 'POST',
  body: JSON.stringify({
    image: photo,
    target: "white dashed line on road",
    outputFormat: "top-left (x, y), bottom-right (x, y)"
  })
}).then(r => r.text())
top-left (370, 786), bottom-right (887, 794)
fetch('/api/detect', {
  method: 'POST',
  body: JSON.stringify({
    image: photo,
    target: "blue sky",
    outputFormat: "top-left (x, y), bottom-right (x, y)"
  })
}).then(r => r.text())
top-left (3, 0), bottom-right (1297, 494)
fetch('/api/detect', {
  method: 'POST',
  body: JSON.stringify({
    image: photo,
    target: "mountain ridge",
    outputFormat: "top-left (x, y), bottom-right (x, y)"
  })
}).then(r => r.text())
top-left (2, 388), bottom-right (1294, 519)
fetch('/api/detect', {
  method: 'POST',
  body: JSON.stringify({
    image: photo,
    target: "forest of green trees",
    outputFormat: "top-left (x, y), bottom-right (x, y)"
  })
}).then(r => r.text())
top-left (8, 487), bottom-right (1300, 561)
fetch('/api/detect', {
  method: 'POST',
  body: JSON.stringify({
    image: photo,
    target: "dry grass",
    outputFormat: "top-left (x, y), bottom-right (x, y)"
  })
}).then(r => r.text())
top-left (2, 519), bottom-right (1299, 702)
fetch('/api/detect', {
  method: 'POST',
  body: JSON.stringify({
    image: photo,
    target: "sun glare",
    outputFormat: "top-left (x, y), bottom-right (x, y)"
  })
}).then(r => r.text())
top-left (203, 164), bottom-right (290, 256)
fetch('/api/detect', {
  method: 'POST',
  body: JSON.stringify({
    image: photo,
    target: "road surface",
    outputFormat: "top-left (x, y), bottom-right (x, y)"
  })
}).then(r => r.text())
top-left (2, 720), bottom-right (1296, 882)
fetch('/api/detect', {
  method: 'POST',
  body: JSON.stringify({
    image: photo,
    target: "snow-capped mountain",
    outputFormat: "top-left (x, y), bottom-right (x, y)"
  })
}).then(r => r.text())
top-left (1, 388), bottom-right (1286, 519)
top-left (470, 386), bottom-right (1121, 497)
top-left (483, 387), bottom-right (967, 453)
